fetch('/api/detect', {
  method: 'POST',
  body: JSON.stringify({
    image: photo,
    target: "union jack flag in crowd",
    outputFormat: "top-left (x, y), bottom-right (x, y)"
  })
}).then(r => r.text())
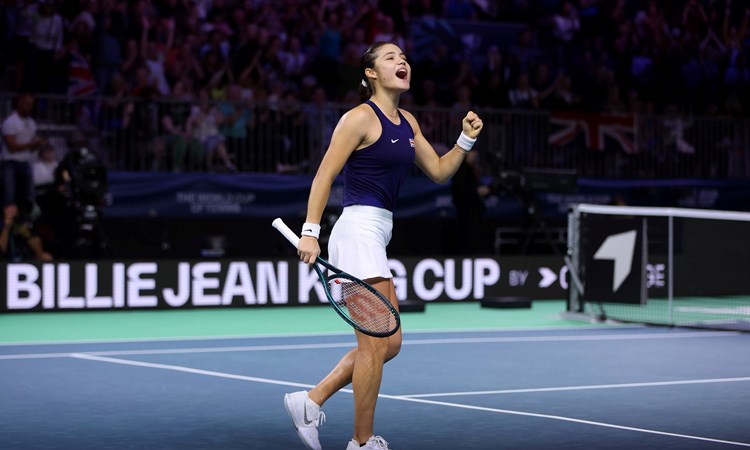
top-left (548, 111), bottom-right (637, 154)
top-left (67, 50), bottom-right (97, 98)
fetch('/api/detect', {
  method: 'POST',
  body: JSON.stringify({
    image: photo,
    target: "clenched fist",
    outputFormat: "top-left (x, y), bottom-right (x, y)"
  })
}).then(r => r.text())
top-left (462, 111), bottom-right (483, 139)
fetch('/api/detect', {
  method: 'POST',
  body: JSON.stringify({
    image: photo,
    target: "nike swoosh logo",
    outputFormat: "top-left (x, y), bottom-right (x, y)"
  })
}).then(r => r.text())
top-left (391, 139), bottom-right (399, 143)
top-left (303, 403), bottom-right (314, 426)
top-left (303, 229), bottom-right (313, 233)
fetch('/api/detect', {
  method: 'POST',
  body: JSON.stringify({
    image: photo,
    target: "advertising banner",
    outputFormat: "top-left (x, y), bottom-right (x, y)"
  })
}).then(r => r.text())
top-left (1, 256), bottom-right (570, 312)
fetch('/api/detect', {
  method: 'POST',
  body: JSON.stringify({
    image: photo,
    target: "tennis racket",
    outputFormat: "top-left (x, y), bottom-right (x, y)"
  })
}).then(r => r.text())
top-left (272, 218), bottom-right (400, 338)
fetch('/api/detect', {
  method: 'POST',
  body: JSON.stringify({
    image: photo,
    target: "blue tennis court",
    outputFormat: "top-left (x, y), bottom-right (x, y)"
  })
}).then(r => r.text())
top-left (1, 305), bottom-right (749, 450)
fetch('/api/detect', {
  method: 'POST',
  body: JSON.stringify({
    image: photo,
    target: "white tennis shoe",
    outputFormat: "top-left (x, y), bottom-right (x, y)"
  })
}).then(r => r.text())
top-left (346, 435), bottom-right (391, 449)
top-left (284, 390), bottom-right (325, 450)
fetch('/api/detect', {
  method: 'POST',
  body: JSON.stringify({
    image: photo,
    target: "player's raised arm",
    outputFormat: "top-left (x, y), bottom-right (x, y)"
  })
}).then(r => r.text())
top-left (409, 110), bottom-right (484, 184)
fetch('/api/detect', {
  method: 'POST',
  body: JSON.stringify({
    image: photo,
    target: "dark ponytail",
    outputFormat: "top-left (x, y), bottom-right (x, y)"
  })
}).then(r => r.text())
top-left (358, 41), bottom-right (392, 102)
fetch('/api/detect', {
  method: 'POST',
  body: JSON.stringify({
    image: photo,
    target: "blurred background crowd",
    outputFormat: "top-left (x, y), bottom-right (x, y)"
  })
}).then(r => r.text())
top-left (0, 0), bottom-right (747, 179)
top-left (1, 0), bottom-right (749, 116)
top-left (2, 0), bottom-right (750, 261)
top-left (1, 1), bottom-right (749, 175)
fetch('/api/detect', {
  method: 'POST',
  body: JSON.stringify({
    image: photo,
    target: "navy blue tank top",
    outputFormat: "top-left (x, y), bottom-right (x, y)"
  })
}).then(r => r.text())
top-left (342, 100), bottom-right (416, 211)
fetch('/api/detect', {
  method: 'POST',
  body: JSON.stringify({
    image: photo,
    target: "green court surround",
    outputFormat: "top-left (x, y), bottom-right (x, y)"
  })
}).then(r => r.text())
top-left (0, 300), bottom-right (610, 344)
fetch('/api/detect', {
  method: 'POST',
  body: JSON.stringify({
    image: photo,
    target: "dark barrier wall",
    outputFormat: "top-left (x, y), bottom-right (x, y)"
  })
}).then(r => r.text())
top-left (103, 173), bottom-right (750, 220)
top-left (100, 216), bottom-right (516, 259)
top-left (93, 173), bottom-right (750, 259)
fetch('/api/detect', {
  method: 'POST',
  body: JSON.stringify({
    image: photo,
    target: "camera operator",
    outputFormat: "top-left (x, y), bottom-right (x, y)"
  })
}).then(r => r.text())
top-left (53, 130), bottom-right (110, 258)
top-left (32, 141), bottom-right (69, 258)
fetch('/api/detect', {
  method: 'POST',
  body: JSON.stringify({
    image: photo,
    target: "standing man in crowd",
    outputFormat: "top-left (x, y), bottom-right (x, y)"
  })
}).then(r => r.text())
top-left (2, 92), bottom-right (46, 210)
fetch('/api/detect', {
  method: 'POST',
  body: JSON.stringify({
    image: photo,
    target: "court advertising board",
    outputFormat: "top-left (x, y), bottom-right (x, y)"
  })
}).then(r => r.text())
top-left (1, 257), bottom-right (571, 311)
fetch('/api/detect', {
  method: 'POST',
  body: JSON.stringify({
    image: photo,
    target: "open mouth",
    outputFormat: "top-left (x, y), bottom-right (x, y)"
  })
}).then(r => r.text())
top-left (396, 68), bottom-right (408, 79)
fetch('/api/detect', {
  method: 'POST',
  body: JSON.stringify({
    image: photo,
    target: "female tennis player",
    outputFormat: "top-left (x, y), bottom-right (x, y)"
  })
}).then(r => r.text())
top-left (284, 41), bottom-right (483, 450)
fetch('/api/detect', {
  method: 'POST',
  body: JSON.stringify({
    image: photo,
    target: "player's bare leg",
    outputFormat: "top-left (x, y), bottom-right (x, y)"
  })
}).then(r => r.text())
top-left (351, 278), bottom-right (400, 445)
top-left (308, 278), bottom-right (401, 444)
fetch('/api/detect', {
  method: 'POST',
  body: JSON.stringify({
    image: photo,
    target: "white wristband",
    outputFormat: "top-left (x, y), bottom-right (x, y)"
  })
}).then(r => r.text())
top-left (456, 131), bottom-right (477, 152)
top-left (301, 222), bottom-right (321, 239)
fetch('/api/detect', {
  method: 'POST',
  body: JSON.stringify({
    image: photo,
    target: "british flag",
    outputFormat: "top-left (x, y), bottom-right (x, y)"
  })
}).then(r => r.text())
top-left (549, 111), bottom-right (637, 154)
top-left (67, 50), bottom-right (97, 98)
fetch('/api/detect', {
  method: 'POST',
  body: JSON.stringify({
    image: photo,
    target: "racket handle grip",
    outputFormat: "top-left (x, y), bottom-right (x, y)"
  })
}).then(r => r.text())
top-left (272, 218), bottom-right (301, 248)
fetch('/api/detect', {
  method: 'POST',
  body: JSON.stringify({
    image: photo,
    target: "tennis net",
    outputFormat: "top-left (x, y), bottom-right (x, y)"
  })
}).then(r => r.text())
top-left (566, 204), bottom-right (750, 331)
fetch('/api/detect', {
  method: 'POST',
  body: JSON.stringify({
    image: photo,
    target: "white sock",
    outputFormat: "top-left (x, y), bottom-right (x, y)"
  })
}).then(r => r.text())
top-left (305, 395), bottom-right (321, 411)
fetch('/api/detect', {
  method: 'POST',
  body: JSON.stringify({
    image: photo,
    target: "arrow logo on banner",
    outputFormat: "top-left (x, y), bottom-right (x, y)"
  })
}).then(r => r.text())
top-left (538, 267), bottom-right (557, 288)
top-left (593, 230), bottom-right (637, 292)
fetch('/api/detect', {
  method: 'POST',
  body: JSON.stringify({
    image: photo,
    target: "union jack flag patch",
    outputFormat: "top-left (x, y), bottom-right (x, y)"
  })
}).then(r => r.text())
top-left (409, 138), bottom-right (415, 147)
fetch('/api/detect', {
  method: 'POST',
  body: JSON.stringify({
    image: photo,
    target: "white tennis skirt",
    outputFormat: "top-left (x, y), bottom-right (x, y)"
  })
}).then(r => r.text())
top-left (328, 205), bottom-right (393, 280)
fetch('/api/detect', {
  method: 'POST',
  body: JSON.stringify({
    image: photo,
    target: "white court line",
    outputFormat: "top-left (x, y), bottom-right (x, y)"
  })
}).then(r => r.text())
top-left (71, 353), bottom-right (319, 390)
top-left (401, 377), bottom-right (750, 398)
top-left (70, 353), bottom-right (750, 448)
top-left (0, 331), bottom-right (739, 360)
top-left (380, 394), bottom-right (750, 448)
top-left (0, 324), bottom-right (644, 347)
top-left (0, 331), bottom-right (350, 347)
top-left (0, 352), bottom-right (79, 360)
top-left (0, 342), bottom-right (361, 360)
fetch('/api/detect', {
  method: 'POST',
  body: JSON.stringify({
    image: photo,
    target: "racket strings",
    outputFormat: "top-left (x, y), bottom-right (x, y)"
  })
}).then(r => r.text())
top-left (330, 280), bottom-right (396, 335)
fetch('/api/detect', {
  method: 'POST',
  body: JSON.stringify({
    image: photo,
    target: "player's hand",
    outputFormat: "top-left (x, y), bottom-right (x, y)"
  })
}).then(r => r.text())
top-left (298, 236), bottom-right (321, 265)
top-left (462, 111), bottom-right (483, 139)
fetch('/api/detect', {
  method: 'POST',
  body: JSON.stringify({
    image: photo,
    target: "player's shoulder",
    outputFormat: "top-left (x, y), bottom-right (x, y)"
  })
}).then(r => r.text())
top-left (349, 102), bottom-right (376, 118)
top-left (398, 108), bottom-right (420, 133)
top-left (341, 103), bottom-right (377, 127)
top-left (398, 108), bottom-right (417, 123)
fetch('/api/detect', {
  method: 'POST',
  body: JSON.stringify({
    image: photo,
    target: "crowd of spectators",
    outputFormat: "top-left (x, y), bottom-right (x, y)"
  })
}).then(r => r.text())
top-left (0, 0), bottom-right (747, 117)
top-left (0, 0), bottom-right (749, 175)
top-left (0, 0), bottom-right (749, 259)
